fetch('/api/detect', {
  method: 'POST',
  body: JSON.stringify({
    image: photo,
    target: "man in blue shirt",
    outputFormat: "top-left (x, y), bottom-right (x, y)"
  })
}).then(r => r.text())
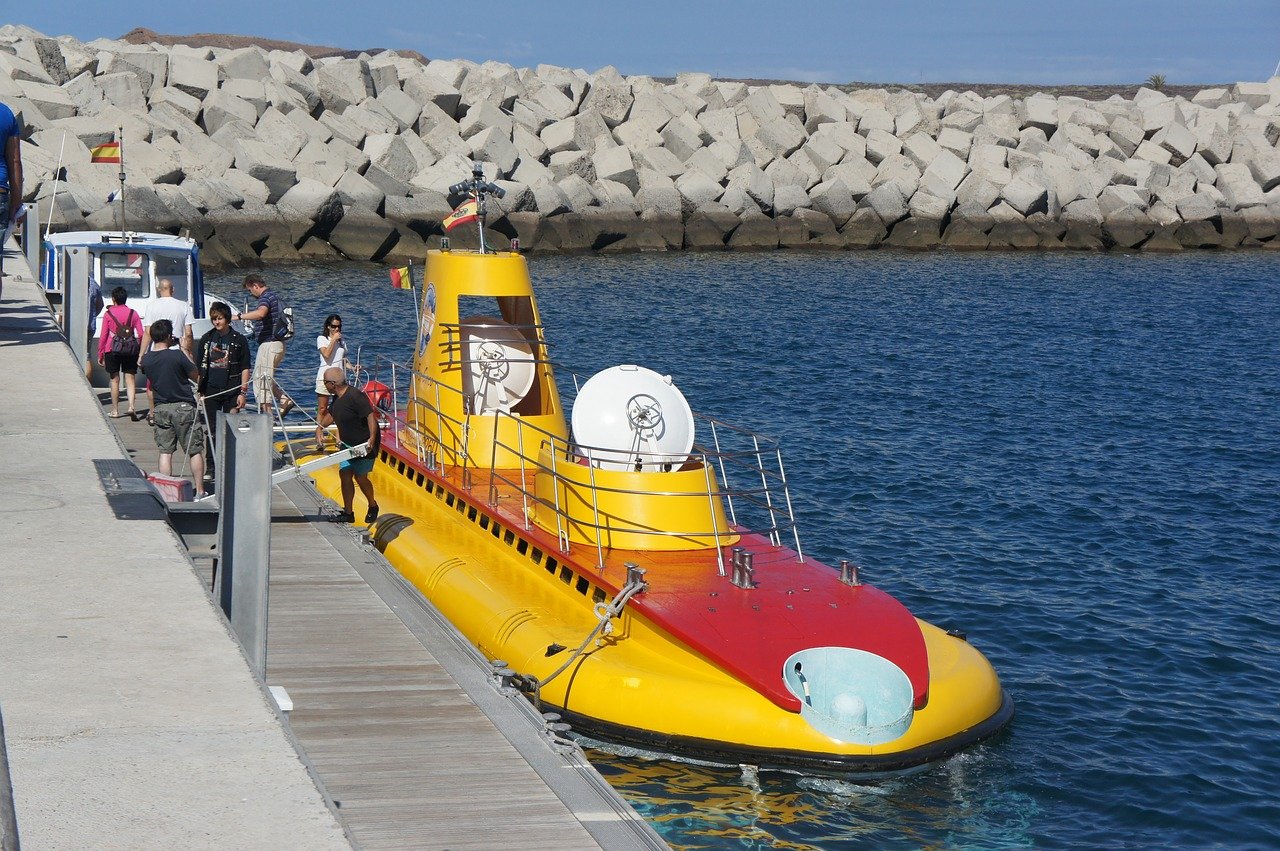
top-left (233, 272), bottom-right (295, 415)
top-left (1, 100), bottom-right (23, 281)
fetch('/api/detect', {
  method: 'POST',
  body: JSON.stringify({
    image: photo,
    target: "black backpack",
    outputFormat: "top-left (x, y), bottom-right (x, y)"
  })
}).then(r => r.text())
top-left (272, 296), bottom-right (295, 342)
top-left (109, 308), bottom-right (140, 355)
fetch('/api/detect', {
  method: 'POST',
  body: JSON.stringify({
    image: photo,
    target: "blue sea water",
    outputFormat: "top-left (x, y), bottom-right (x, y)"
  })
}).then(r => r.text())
top-left (211, 250), bottom-right (1280, 849)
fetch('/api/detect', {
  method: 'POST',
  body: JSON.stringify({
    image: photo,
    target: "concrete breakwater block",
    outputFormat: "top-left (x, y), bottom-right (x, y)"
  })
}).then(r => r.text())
top-left (2, 25), bottom-right (1278, 263)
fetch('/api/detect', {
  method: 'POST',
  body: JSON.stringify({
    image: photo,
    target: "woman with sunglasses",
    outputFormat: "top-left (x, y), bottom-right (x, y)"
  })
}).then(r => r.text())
top-left (315, 313), bottom-right (354, 451)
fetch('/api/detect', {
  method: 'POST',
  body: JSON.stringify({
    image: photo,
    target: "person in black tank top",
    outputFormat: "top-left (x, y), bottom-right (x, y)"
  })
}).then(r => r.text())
top-left (319, 366), bottom-right (380, 524)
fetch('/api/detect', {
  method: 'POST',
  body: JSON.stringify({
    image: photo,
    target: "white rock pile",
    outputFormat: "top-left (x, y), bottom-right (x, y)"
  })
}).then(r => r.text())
top-left (3, 24), bottom-right (1279, 264)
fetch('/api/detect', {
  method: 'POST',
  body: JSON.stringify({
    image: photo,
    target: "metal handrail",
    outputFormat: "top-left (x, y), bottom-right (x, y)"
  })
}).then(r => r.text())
top-left (487, 423), bottom-right (776, 545)
top-left (369, 356), bottom-right (805, 566)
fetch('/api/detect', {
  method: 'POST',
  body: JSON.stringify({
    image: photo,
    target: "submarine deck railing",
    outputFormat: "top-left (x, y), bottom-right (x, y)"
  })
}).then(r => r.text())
top-left (363, 354), bottom-right (805, 572)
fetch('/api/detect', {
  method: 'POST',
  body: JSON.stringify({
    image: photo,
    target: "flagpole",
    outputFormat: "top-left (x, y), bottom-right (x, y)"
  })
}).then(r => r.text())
top-left (408, 265), bottom-right (421, 417)
top-left (409, 259), bottom-right (423, 341)
top-left (44, 131), bottom-right (67, 239)
top-left (116, 126), bottom-right (127, 236)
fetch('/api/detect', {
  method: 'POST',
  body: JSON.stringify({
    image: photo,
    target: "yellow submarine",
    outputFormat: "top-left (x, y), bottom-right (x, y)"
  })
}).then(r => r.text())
top-left (305, 172), bottom-right (1012, 774)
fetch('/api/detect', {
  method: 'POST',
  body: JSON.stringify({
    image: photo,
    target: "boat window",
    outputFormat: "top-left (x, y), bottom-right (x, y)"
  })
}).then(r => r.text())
top-left (100, 252), bottom-right (150, 300)
top-left (154, 253), bottom-right (190, 302)
top-left (456, 296), bottom-right (542, 349)
top-left (455, 294), bottom-right (548, 416)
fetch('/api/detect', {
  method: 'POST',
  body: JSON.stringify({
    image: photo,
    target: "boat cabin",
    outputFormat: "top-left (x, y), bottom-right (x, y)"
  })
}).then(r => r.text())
top-left (40, 230), bottom-right (212, 324)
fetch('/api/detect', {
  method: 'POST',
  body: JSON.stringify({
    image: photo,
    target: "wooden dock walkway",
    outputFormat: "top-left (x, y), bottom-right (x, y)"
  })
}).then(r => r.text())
top-left (101, 404), bottom-right (662, 849)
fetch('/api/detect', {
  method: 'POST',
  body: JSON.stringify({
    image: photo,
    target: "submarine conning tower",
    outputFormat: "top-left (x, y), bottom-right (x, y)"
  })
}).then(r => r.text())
top-left (406, 248), bottom-right (735, 555)
top-left (409, 248), bottom-right (568, 471)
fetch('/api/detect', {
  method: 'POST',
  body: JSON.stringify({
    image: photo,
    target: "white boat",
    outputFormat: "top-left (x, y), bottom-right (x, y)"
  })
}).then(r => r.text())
top-left (40, 230), bottom-right (217, 329)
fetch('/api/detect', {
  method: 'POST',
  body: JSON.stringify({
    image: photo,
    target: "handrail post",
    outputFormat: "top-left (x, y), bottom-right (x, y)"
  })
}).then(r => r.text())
top-left (390, 361), bottom-right (400, 427)
top-left (776, 448), bottom-right (804, 562)
top-left (516, 416), bottom-right (531, 529)
top-left (701, 454), bottom-right (727, 577)
top-left (586, 458), bottom-right (606, 571)
top-left (752, 434), bottom-right (781, 547)
top-left (487, 408), bottom-right (501, 505)
top-left (709, 419), bottom-right (738, 525)
top-left (433, 380), bottom-right (444, 470)
top-left (460, 417), bottom-right (472, 490)
top-left (548, 439), bottom-right (570, 552)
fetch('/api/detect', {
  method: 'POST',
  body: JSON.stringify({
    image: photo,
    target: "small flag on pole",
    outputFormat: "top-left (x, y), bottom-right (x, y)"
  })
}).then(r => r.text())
top-left (390, 265), bottom-right (411, 289)
top-left (90, 140), bottom-right (121, 164)
top-left (443, 198), bottom-right (479, 231)
top-left (106, 190), bottom-right (120, 203)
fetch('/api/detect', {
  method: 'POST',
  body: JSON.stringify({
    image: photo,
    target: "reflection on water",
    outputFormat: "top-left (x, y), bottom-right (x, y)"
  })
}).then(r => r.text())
top-left (585, 742), bottom-right (1038, 849)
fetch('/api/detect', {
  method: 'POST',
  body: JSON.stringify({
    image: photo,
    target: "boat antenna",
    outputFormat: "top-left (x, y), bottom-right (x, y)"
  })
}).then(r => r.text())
top-left (44, 130), bottom-right (67, 239)
top-left (116, 126), bottom-right (127, 237)
top-left (448, 162), bottom-right (505, 253)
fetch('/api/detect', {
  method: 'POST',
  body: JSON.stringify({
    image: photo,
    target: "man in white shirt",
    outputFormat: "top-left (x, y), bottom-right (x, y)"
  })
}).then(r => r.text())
top-left (140, 277), bottom-right (193, 420)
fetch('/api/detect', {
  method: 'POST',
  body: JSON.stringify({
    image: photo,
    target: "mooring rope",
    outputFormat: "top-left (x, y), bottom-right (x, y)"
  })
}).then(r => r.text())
top-left (528, 573), bottom-right (648, 709)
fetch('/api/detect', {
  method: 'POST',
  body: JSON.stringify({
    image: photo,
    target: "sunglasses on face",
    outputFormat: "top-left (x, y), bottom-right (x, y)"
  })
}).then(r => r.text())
top-left (328, 324), bottom-right (341, 329)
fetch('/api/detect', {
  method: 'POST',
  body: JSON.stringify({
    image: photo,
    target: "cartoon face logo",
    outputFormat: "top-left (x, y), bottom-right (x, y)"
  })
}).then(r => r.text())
top-left (420, 282), bottom-right (437, 356)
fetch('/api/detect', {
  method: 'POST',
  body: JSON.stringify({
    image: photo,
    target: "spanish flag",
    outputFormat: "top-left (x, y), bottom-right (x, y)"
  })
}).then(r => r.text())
top-left (90, 140), bottom-right (121, 164)
top-left (443, 198), bottom-right (479, 231)
top-left (390, 266), bottom-right (411, 289)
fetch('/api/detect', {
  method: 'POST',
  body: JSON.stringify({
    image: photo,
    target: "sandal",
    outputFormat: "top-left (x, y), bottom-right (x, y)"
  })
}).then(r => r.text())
top-left (146, 413), bottom-right (156, 426)
top-left (108, 411), bottom-right (123, 419)
top-left (279, 398), bottom-right (296, 417)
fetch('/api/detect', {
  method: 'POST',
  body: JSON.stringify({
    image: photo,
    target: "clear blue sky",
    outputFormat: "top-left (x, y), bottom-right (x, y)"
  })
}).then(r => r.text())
top-left (7, 1), bottom-right (1279, 85)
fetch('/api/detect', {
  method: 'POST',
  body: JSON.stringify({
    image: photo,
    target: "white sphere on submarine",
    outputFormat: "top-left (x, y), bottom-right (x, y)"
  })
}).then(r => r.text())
top-left (831, 693), bottom-right (868, 726)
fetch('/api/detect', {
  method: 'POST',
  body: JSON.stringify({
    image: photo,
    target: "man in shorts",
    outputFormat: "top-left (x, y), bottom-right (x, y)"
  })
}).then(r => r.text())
top-left (234, 272), bottom-right (294, 415)
top-left (319, 366), bottom-right (380, 524)
top-left (140, 277), bottom-right (193, 420)
top-left (140, 319), bottom-right (207, 499)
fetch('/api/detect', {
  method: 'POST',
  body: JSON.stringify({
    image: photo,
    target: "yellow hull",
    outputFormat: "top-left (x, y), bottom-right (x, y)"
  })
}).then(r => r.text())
top-left (308, 451), bottom-right (1012, 772)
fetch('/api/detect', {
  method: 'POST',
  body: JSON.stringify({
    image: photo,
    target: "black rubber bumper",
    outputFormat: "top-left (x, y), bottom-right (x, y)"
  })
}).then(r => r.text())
top-left (558, 690), bottom-right (1015, 776)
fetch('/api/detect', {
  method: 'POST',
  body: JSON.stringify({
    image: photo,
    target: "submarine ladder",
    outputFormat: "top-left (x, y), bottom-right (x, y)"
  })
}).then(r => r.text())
top-left (270, 444), bottom-right (367, 486)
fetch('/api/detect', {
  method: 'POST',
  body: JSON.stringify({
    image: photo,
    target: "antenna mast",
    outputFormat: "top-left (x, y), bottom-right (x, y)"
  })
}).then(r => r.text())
top-left (448, 163), bottom-right (506, 253)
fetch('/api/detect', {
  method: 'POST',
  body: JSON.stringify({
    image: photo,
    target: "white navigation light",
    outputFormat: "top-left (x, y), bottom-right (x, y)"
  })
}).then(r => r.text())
top-left (571, 365), bottom-right (695, 472)
top-left (458, 317), bottom-right (536, 414)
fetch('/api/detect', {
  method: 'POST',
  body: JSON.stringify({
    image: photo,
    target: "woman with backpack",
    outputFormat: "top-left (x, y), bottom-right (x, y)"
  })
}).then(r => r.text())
top-left (97, 285), bottom-right (143, 419)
